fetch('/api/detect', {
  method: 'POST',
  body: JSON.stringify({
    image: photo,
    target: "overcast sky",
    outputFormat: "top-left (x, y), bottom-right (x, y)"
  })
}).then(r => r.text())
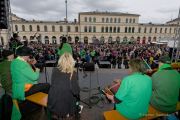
top-left (11, 0), bottom-right (180, 23)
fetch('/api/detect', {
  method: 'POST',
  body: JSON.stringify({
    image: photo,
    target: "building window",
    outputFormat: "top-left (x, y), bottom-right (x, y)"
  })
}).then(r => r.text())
top-left (110, 27), bottom-right (112, 33)
top-left (29, 25), bottom-right (32, 31)
top-left (15, 25), bottom-right (18, 31)
top-left (1, 37), bottom-right (4, 46)
top-left (52, 36), bottom-right (57, 44)
top-left (67, 26), bottom-right (71, 32)
top-left (165, 28), bottom-right (167, 33)
top-left (126, 18), bottom-right (128, 23)
top-left (155, 28), bottom-right (157, 33)
top-left (89, 26), bottom-right (92, 32)
top-left (85, 17), bottom-right (87, 22)
top-left (169, 28), bottom-right (171, 33)
top-left (101, 27), bottom-right (104, 33)
top-left (149, 28), bottom-right (152, 33)
top-left (60, 26), bottom-right (63, 32)
top-left (114, 18), bottom-right (117, 23)
top-left (160, 28), bottom-right (162, 33)
top-left (110, 18), bottom-right (113, 23)
top-left (52, 26), bottom-right (55, 32)
top-left (84, 26), bottom-right (87, 32)
top-left (113, 27), bottom-right (116, 33)
top-left (129, 19), bottom-right (132, 23)
top-left (132, 27), bottom-right (135, 33)
top-left (106, 18), bottom-right (109, 23)
top-left (133, 18), bottom-right (135, 23)
top-left (89, 17), bottom-right (92, 22)
top-left (75, 26), bottom-right (78, 32)
top-left (118, 18), bottom-right (121, 23)
top-left (93, 17), bottom-right (96, 22)
top-left (102, 18), bottom-right (105, 23)
top-left (138, 27), bottom-right (141, 33)
top-left (106, 27), bottom-right (108, 33)
top-left (144, 27), bottom-right (146, 33)
top-left (22, 25), bottom-right (25, 31)
top-left (125, 27), bottom-right (127, 33)
top-left (37, 25), bottom-right (40, 31)
top-left (174, 28), bottom-right (176, 33)
top-left (93, 26), bottom-right (96, 32)
top-left (117, 27), bottom-right (120, 33)
top-left (44, 25), bottom-right (48, 32)
top-left (129, 27), bottom-right (131, 33)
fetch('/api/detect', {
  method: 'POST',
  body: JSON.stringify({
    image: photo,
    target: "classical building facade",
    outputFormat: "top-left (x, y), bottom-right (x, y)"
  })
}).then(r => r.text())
top-left (0, 11), bottom-right (180, 46)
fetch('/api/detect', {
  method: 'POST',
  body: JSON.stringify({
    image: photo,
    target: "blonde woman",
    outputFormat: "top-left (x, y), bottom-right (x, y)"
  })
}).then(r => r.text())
top-left (48, 52), bottom-right (80, 120)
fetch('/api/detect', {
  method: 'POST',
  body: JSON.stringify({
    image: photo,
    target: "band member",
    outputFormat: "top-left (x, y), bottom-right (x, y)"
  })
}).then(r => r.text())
top-left (48, 53), bottom-right (80, 120)
top-left (11, 46), bottom-right (50, 120)
top-left (106, 59), bottom-right (152, 119)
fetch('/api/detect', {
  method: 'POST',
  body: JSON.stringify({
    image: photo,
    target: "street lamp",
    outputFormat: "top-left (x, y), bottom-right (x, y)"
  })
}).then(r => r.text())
top-left (65, 0), bottom-right (68, 38)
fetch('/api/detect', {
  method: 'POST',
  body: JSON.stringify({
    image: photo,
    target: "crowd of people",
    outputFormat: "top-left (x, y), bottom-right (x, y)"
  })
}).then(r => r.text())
top-left (0, 34), bottom-right (179, 120)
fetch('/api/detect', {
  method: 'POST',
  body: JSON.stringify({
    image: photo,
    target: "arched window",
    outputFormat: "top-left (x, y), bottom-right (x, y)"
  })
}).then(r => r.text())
top-left (84, 26), bottom-right (87, 32)
top-left (113, 27), bottom-right (116, 33)
top-left (117, 27), bottom-right (120, 33)
top-left (75, 26), bottom-right (78, 32)
top-left (106, 26), bottom-right (108, 33)
top-left (133, 18), bottom-right (135, 23)
top-left (93, 17), bottom-right (96, 22)
top-left (1, 37), bottom-right (4, 46)
top-left (129, 27), bottom-right (131, 33)
top-left (67, 26), bottom-right (71, 32)
top-left (44, 36), bottom-right (49, 44)
top-left (30, 36), bottom-right (34, 40)
top-left (129, 19), bottom-right (132, 23)
top-left (101, 27), bottom-right (104, 32)
top-left (85, 17), bottom-right (87, 22)
top-left (149, 28), bottom-right (152, 33)
top-left (84, 36), bottom-right (88, 44)
top-left (138, 27), bottom-right (141, 33)
top-left (110, 18), bottom-right (113, 23)
top-left (108, 36), bottom-right (112, 43)
top-left (102, 18), bottom-right (105, 23)
top-left (60, 26), bottom-right (63, 32)
top-left (125, 27), bottom-right (128, 33)
top-left (106, 18), bottom-right (109, 23)
top-left (132, 27), bottom-right (135, 33)
top-left (68, 36), bottom-right (72, 42)
top-left (116, 36), bottom-right (120, 44)
top-left (37, 25), bottom-right (40, 31)
top-left (29, 25), bottom-right (32, 31)
top-left (160, 28), bottom-right (162, 33)
top-left (110, 27), bottom-right (112, 33)
top-left (123, 36), bottom-right (127, 41)
top-left (153, 37), bottom-right (157, 41)
top-left (144, 27), bottom-right (147, 33)
top-left (89, 17), bottom-right (92, 22)
top-left (23, 36), bottom-right (27, 40)
top-left (126, 18), bottom-right (128, 23)
top-left (165, 28), bottom-right (167, 33)
top-left (93, 26), bottom-right (96, 32)
top-left (148, 37), bottom-right (151, 42)
top-left (118, 18), bottom-right (121, 23)
top-left (89, 26), bottom-right (92, 32)
top-left (52, 26), bottom-right (55, 32)
top-left (44, 25), bottom-right (48, 32)
top-left (15, 25), bottom-right (18, 31)
top-left (114, 18), bottom-right (117, 23)
top-left (155, 28), bottom-right (157, 33)
top-left (22, 25), bottom-right (25, 31)
top-left (100, 36), bottom-right (105, 44)
top-left (52, 36), bottom-right (57, 44)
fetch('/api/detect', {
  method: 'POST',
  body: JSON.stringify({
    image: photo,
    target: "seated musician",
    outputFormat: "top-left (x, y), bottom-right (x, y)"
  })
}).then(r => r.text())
top-left (106, 59), bottom-right (152, 119)
top-left (150, 55), bottom-right (180, 113)
top-left (48, 53), bottom-right (80, 120)
top-left (11, 46), bottom-right (50, 120)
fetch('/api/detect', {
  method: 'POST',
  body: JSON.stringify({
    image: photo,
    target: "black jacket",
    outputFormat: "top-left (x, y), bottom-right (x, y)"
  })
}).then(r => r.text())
top-left (47, 68), bottom-right (80, 117)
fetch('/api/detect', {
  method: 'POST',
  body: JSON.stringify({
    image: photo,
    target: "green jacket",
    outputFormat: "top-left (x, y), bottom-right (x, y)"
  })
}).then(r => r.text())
top-left (58, 43), bottom-right (72, 56)
top-left (0, 60), bottom-right (12, 93)
top-left (151, 64), bottom-right (180, 113)
top-left (11, 57), bottom-right (39, 120)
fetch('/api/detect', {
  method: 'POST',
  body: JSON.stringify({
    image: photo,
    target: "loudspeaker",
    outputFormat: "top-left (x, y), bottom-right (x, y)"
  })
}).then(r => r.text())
top-left (0, 0), bottom-right (8, 29)
top-left (99, 61), bottom-right (111, 68)
top-left (83, 63), bottom-right (95, 71)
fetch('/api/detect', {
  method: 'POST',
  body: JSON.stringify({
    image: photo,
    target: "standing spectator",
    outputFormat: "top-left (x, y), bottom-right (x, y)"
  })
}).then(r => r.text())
top-left (58, 37), bottom-right (72, 56)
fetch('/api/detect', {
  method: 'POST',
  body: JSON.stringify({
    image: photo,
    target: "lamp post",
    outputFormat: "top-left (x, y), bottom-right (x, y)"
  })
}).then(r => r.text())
top-left (65, 0), bottom-right (68, 38)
